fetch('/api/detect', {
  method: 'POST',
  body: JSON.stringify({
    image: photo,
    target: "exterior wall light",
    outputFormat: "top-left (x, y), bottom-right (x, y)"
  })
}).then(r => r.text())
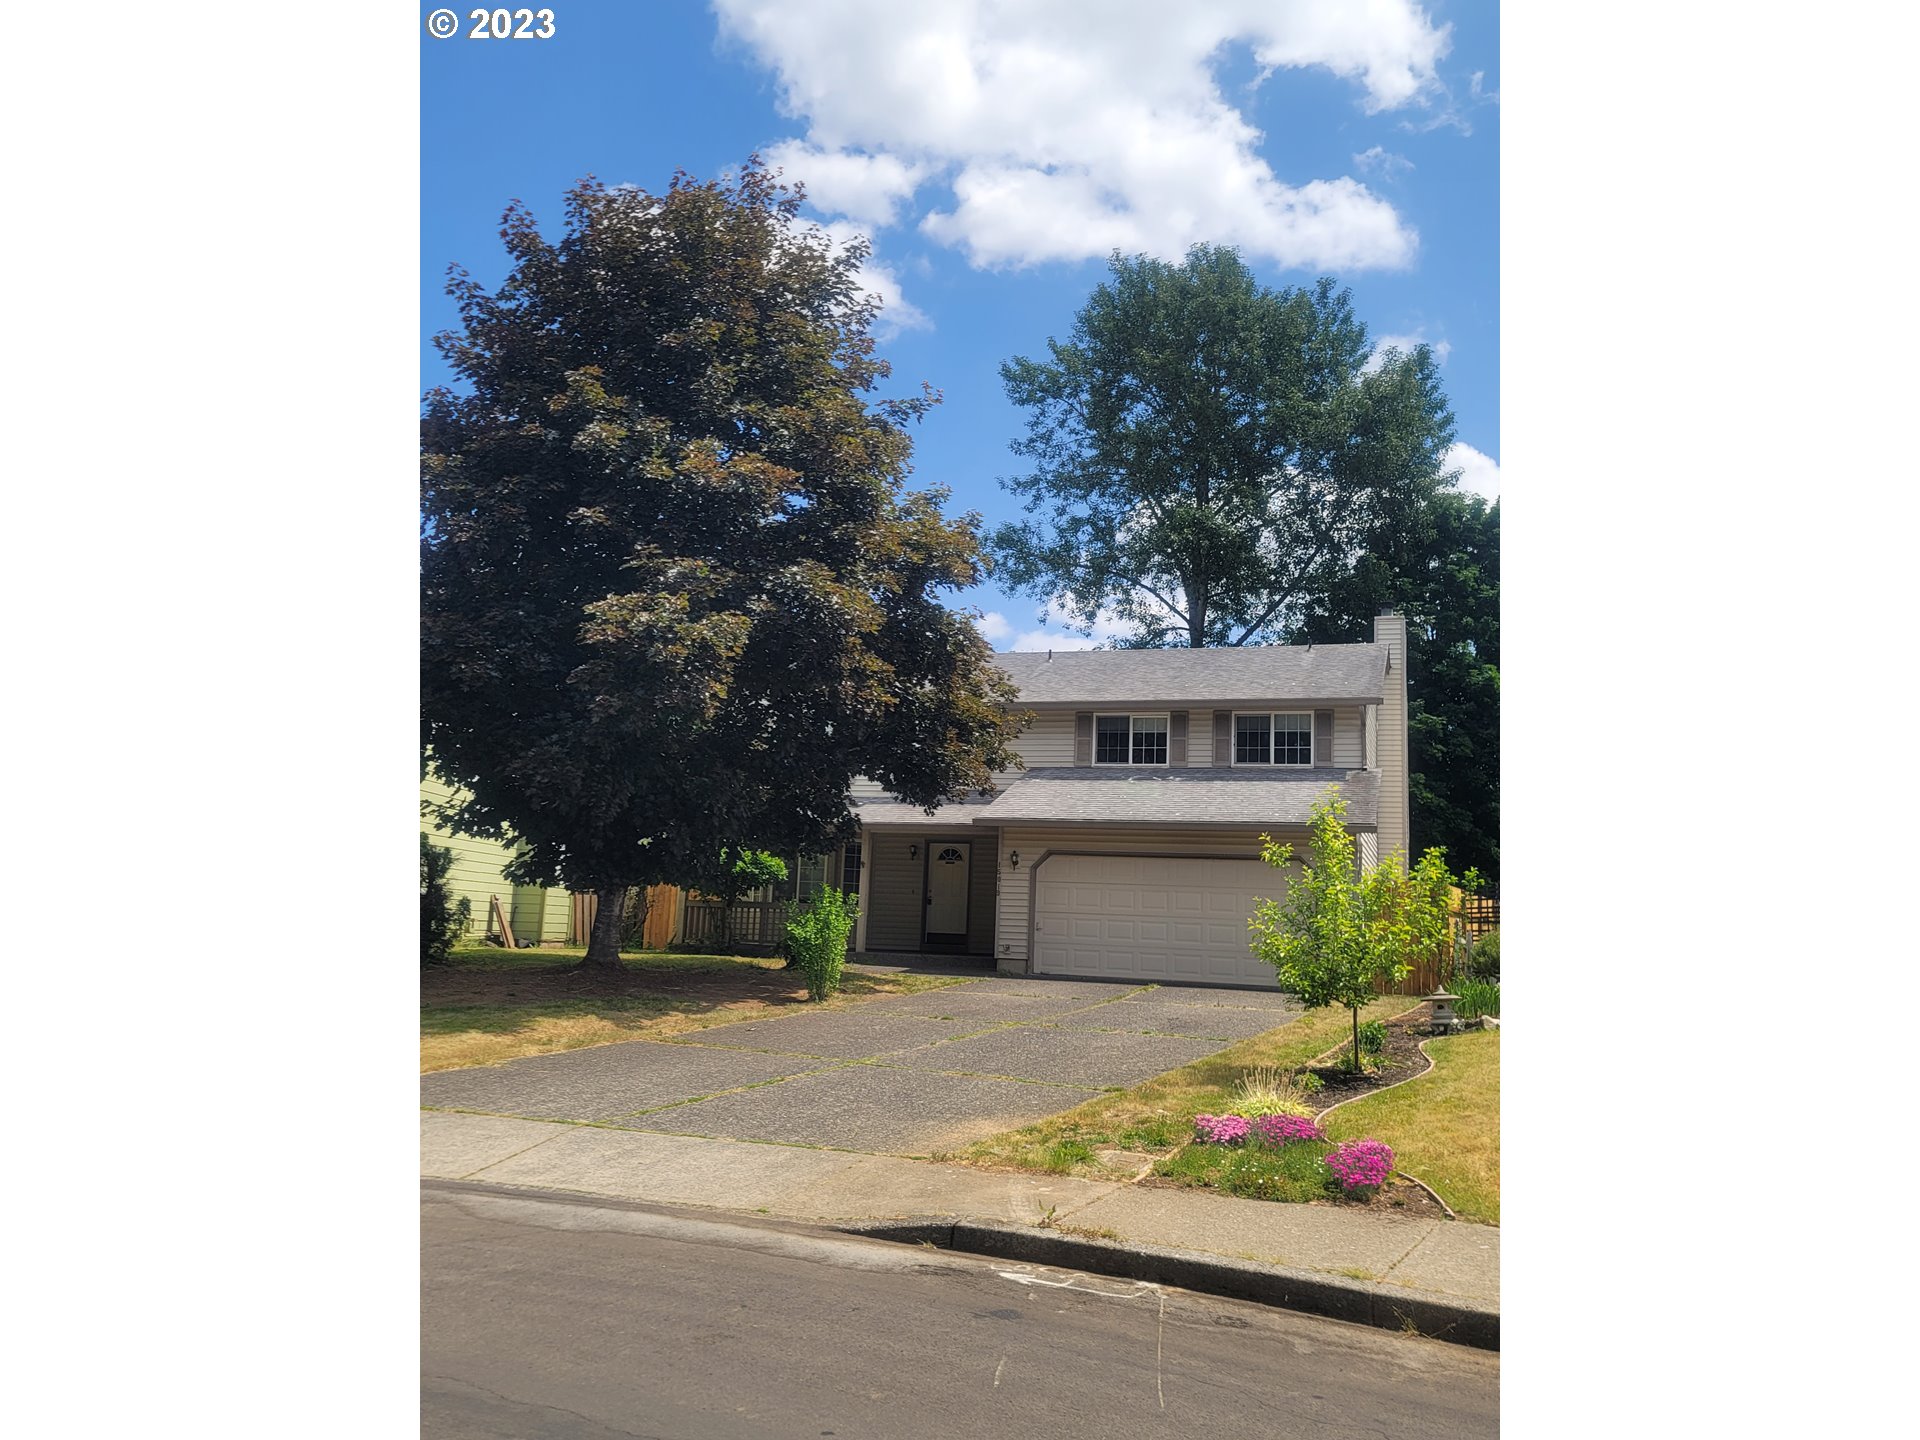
top-left (1009, 850), bottom-right (1021, 869)
top-left (908, 844), bottom-right (918, 860)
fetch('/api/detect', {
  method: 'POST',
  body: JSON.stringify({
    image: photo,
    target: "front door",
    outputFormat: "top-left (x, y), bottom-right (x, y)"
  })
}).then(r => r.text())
top-left (924, 842), bottom-right (971, 944)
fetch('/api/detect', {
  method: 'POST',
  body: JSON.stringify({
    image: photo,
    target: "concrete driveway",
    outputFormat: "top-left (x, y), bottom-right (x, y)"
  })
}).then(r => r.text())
top-left (420, 975), bottom-right (1300, 1156)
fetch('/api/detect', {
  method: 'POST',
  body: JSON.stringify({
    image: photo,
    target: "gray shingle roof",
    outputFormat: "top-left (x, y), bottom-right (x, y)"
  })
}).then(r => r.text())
top-left (977, 768), bottom-right (1378, 829)
top-left (990, 644), bottom-right (1387, 706)
top-left (851, 796), bottom-right (995, 828)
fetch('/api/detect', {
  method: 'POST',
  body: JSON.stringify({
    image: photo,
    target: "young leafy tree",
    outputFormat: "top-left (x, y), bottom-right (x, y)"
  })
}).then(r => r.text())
top-left (990, 246), bottom-right (1454, 647)
top-left (422, 162), bottom-right (1022, 968)
top-left (688, 848), bottom-right (787, 952)
top-left (1250, 794), bottom-right (1457, 1070)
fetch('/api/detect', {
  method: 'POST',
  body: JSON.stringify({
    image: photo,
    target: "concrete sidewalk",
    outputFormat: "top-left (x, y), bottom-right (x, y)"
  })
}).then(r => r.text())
top-left (421, 1109), bottom-right (1498, 1334)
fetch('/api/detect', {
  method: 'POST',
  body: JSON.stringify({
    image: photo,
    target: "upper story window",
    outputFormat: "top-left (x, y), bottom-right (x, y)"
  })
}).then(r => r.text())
top-left (1234, 712), bottom-right (1313, 767)
top-left (1095, 713), bottom-right (1169, 766)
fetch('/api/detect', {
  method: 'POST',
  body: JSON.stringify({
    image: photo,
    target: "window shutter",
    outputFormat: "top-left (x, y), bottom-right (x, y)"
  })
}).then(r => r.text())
top-left (1212, 709), bottom-right (1231, 766)
top-left (1313, 709), bottom-right (1334, 767)
top-left (1073, 711), bottom-right (1093, 766)
top-left (1169, 711), bottom-right (1188, 766)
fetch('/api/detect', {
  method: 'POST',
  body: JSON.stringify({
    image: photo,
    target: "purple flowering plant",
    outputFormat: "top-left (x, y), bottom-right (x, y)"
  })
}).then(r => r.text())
top-left (1251, 1114), bottom-right (1325, 1145)
top-left (1192, 1114), bottom-right (1251, 1145)
top-left (1323, 1138), bottom-right (1396, 1192)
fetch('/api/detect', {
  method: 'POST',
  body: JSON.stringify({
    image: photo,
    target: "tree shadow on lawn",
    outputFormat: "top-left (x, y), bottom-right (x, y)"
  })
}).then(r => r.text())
top-left (421, 949), bottom-right (958, 1049)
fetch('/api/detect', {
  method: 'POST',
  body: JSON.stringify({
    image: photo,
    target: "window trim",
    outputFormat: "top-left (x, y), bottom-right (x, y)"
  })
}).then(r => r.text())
top-left (1230, 711), bottom-right (1315, 768)
top-left (1092, 711), bottom-right (1171, 767)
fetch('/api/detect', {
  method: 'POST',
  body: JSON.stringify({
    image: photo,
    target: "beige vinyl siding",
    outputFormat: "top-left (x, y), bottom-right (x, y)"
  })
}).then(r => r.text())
top-left (992, 824), bottom-right (1309, 966)
top-left (1357, 831), bottom-right (1380, 873)
top-left (1333, 706), bottom-right (1363, 767)
top-left (849, 775), bottom-right (889, 798)
top-left (1373, 615), bottom-right (1411, 861)
top-left (864, 832), bottom-right (923, 950)
top-left (963, 831), bottom-right (999, 953)
top-left (1191, 710), bottom-right (1216, 766)
top-left (1002, 708), bottom-right (1076, 779)
top-left (863, 829), bottom-right (998, 953)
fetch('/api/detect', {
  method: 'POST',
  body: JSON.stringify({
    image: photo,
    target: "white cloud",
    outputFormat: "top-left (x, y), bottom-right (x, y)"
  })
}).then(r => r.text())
top-left (762, 140), bottom-right (928, 230)
top-left (1013, 628), bottom-right (1101, 652)
top-left (1365, 330), bottom-right (1451, 373)
top-left (1352, 145), bottom-right (1413, 180)
top-left (1007, 602), bottom-right (1146, 652)
top-left (714, 1), bottom-right (1450, 273)
top-left (1446, 441), bottom-right (1499, 502)
top-left (974, 611), bottom-right (1013, 642)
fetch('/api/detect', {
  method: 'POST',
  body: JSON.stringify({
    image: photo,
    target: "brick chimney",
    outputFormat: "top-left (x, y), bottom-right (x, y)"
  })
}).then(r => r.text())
top-left (1373, 611), bottom-right (1411, 866)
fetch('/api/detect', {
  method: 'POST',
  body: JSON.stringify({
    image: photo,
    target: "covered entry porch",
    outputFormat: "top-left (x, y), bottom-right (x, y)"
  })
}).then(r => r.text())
top-left (851, 802), bottom-right (1000, 959)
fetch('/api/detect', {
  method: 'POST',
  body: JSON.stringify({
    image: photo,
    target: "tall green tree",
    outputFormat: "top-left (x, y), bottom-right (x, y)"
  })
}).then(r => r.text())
top-left (989, 246), bottom-right (1454, 647)
top-left (422, 162), bottom-right (1021, 967)
top-left (1293, 490), bottom-right (1499, 882)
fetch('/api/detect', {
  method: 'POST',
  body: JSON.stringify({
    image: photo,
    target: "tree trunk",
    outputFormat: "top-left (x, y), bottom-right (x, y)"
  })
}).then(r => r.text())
top-left (1350, 1006), bottom-right (1363, 1073)
top-left (582, 886), bottom-right (629, 968)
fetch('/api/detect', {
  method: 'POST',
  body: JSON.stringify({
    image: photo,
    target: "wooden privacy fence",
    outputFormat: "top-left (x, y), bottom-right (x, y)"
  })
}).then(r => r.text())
top-left (680, 899), bottom-right (788, 953)
top-left (1455, 893), bottom-right (1500, 938)
top-left (568, 886), bottom-right (680, 949)
top-left (1373, 888), bottom-right (1500, 996)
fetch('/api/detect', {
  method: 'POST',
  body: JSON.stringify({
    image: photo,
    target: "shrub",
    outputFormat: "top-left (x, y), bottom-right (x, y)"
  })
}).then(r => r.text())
top-left (784, 885), bottom-right (859, 1001)
top-left (1251, 1114), bottom-right (1325, 1145)
top-left (1193, 1114), bottom-right (1252, 1145)
top-left (420, 834), bottom-right (471, 967)
top-left (1324, 1138), bottom-right (1396, 1193)
top-left (1453, 976), bottom-right (1500, 1020)
top-left (1228, 1066), bottom-right (1317, 1119)
top-left (1296, 1071), bottom-right (1325, 1095)
top-left (1357, 1019), bottom-right (1388, 1055)
top-left (1459, 927), bottom-right (1499, 981)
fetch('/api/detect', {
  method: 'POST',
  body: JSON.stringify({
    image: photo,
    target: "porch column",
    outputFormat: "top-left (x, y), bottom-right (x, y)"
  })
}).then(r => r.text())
top-left (854, 825), bottom-right (871, 954)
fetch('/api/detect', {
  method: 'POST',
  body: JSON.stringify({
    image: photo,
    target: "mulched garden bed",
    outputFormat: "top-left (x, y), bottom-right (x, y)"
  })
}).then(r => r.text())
top-left (1302, 1002), bottom-right (1438, 1109)
top-left (1341, 1174), bottom-right (1449, 1218)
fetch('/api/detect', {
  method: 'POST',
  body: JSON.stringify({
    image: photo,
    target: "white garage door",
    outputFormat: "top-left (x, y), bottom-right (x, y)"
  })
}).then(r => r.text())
top-left (1031, 853), bottom-right (1291, 986)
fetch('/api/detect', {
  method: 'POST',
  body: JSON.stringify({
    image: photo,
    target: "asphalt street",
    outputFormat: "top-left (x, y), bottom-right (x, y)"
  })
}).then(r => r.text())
top-left (423, 1181), bottom-right (1499, 1439)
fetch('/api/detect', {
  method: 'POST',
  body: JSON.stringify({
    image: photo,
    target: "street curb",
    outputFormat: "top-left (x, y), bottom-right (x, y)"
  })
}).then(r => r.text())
top-left (838, 1216), bottom-right (1499, 1351)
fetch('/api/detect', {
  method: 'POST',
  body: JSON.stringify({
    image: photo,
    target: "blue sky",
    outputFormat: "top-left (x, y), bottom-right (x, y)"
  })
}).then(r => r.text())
top-left (422, 2), bottom-right (1498, 649)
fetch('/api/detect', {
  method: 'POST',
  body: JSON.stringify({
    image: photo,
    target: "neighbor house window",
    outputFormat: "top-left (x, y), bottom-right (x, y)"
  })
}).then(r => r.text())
top-left (1234, 713), bottom-right (1313, 766)
top-left (1095, 713), bottom-right (1169, 766)
top-left (794, 853), bottom-right (828, 902)
top-left (842, 841), bottom-right (862, 898)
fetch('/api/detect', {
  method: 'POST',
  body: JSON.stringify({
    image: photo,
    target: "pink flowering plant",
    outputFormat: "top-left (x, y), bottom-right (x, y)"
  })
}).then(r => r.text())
top-left (1251, 1114), bottom-right (1325, 1145)
top-left (1323, 1138), bottom-right (1396, 1193)
top-left (1192, 1114), bottom-right (1252, 1145)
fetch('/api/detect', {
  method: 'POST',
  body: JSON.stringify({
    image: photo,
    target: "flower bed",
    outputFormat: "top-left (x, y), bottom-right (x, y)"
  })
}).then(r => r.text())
top-left (1173, 1107), bottom-right (1417, 1209)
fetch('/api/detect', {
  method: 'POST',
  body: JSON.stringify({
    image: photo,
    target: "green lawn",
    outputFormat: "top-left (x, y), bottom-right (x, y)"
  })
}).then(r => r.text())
top-left (1322, 1027), bottom-right (1501, 1224)
top-left (947, 997), bottom-right (1412, 1178)
top-left (422, 945), bottom-right (970, 1073)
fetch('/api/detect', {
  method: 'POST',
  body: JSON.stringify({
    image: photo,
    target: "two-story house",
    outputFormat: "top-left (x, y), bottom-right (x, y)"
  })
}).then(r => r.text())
top-left (839, 611), bottom-right (1411, 987)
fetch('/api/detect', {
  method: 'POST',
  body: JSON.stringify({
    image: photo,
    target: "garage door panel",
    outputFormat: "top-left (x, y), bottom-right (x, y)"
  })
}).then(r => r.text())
top-left (1031, 853), bottom-right (1288, 986)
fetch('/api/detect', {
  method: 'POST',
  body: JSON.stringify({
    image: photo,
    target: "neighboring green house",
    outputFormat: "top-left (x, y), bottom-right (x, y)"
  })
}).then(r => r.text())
top-left (421, 775), bottom-right (571, 944)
